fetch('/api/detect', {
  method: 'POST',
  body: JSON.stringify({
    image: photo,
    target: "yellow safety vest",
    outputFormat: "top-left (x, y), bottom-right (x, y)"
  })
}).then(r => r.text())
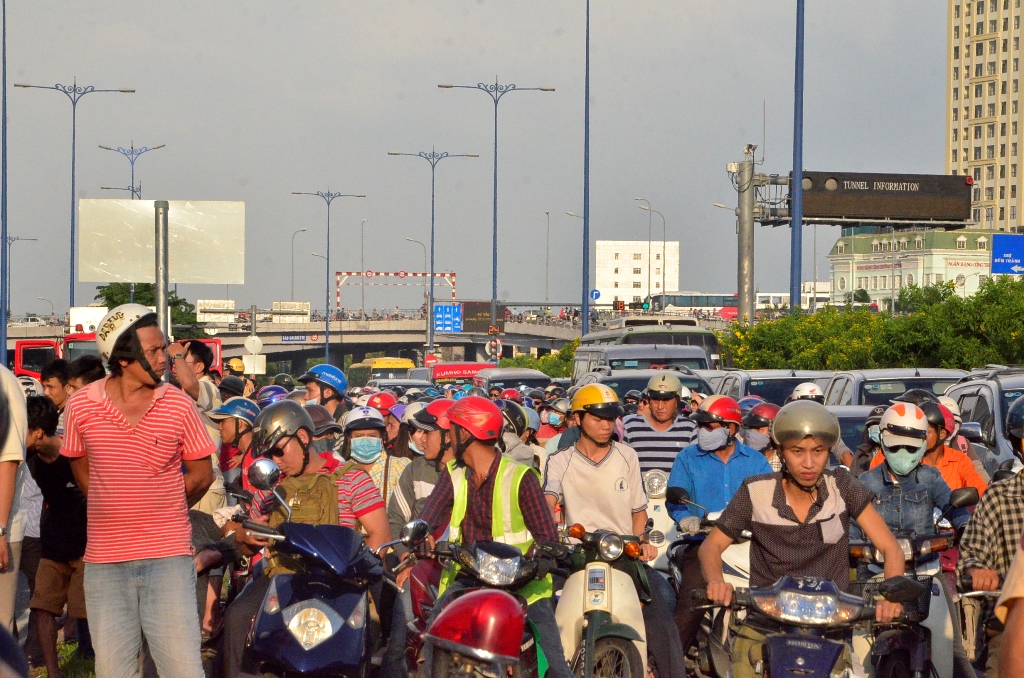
top-left (439, 456), bottom-right (553, 605)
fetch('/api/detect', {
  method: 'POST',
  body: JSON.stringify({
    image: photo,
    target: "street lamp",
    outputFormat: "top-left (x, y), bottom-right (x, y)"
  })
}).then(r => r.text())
top-left (635, 199), bottom-right (652, 304)
top-left (439, 79), bottom-right (554, 326)
top-left (291, 228), bottom-right (307, 301)
top-left (5, 236), bottom-right (35, 323)
top-left (638, 205), bottom-right (667, 309)
top-left (36, 296), bottom-right (53, 321)
top-left (292, 191), bottom-right (365, 362)
top-left (544, 211), bottom-right (550, 305)
top-left (389, 148), bottom-right (478, 353)
top-left (404, 237), bottom-right (428, 304)
top-left (98, 142), bottom-right (165, 199)
top-left (360, 219), bottom-right (368, 319)
top-left (15, 79), bottom-right (134, 306)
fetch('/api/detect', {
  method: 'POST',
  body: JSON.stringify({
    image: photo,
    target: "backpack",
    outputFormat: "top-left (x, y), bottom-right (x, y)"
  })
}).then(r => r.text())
top-left (264, 461), bottom-right (354, 576)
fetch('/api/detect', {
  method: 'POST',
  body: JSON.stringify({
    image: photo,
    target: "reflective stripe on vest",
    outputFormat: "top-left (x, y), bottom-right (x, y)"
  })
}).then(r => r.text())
top-left (439, 455), bottom-right (552, 605)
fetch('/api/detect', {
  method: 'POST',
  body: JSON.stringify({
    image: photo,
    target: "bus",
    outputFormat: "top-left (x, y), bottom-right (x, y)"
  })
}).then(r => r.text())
top-left (369, 357), bottom-right (416, 380)
top-left (650, 292), bottom-right (794, 316)
top-left (579, 323), bottom-right (721, 368)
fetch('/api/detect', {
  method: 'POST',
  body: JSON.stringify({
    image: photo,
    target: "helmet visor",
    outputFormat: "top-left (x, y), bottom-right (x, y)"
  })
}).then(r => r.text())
top-left (582, 402), bottom-right (624, 420)
top-left (880, 423), bottom-right (928, 450)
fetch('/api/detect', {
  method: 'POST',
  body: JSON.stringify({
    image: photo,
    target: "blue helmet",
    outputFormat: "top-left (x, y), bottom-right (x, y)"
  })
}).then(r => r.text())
top-left (460, 383), bottom-right (475, 393)
top-left (524, 406), bottom-right (541, 433)
top-left (297, 364), bottom-right (348, 398)
top-left (452, 390), bottom-right (467, 401)
top-left (423, 387), bottom-right (440, 398)
top-left (256, 385), bottom-right (289, 410)
top-left (209, 396), bottom-right (260, 425)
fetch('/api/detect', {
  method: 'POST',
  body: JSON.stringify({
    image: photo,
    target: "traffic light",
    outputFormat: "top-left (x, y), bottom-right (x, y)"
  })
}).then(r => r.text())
top-left (642, 302), bottom-right (650, 310)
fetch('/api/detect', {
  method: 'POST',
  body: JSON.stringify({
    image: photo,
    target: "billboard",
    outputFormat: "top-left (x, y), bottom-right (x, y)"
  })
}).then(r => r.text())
top-left (271, 301), bottom-right (311, 324)
top-left (798, 172), bottom-right (972, 222)
top-left (461, 301), bottom-right (505, 334)
top-left (79, 200), bottom-right (245, 284)
top-left (196, 299), bottom-right (236, 324)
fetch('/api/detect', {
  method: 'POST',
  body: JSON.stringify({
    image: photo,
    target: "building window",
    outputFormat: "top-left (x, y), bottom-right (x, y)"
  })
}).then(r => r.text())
top-left (613, 267), bottom-right (618, 274)
top-left (1014, 205), bottom-right (1018, 219)
top-left (954, 108), bottom-right (960, 121)
top-left (837, 242), bottom-right (846, 254)
top-left (992, 20), bottom-right (998, 33)
top-left (980, 274), bottom-right (989, 284)
top-left (838, 276), bottom-right (847, 291)
top-left (975, 207), bottom-right (983, 221)
top-left (655, 267), bottom-right (660, 275)
top-left (988, 145), bottom-right (996, 158)
top-left (958, 236), bottom-right (968, 249)
top-left (975, 187), bottom-right (983, 201)
top-left (975, 167), bottom-right (983, 180)
top-left (632, 281), bottom-right (641, 289)
top-left (986, 187), bottom-right (995, 199)
top-left (1002, 186), bottom-right (1007, 199)
top-left (655, 282), bottom-right (660, 289)
top-left (988, 164), bottom-right (996, 179)
top-left (976, 124), bottom-right (984, 139)
top-left (976, 146), bottom-right (983, 160)
top-left (1014, 185), bottom-right (1019, 197)
top-left (956, 25), bottom-right (961, 38)
top-left (989, 103), bottom-right (997, 116)
top-left (990, 82), bottom-right (997, 97)
top-left (900, 239), bottom-right (908, 250)
top-left (1002, 164), bottom-right (1007, 178)
top-left (881, 276), bottom-right (888, 290)
top-left (956, 4), bottom-right (962, 19)
top-left (1001, 206), bottom-right (1006, 219)
top-left (906, 273), bottom-right (915, 286)
top-left (632, 267), bottom-right (641, 274)
top-left (937, 274), bottom-right (945, 283)
top-left (872, 276), bottom-right (878, 290)
top-left (988, 206), bottom-right (995, 221)
top-left (915, 237), bottom-right (924, 249)
top-left (1017, 37), bottom-right (1021, 50)
top-left (613, 252), bottom-right (619, 259)
top-left (1002, 122), bottom-right (1007, 136)
top-left (613, 281), bottom-right (619, 288)
top-left (979, 21), bottom-right (985, 35)
top-left (953, 129), bottom-right (960, 143)
top-left (989, 123), bottom-right (997, 137)
top-left (655, 253), bottom-right (661, 260)
top-left (1014, 163), bottom-right (1019, 176)
top-left (925, 274), bottom-right (932, 286)
top-left (872, 240), bottom-right (881, 253)
top-left (632, 253), bottom-right (641, 260)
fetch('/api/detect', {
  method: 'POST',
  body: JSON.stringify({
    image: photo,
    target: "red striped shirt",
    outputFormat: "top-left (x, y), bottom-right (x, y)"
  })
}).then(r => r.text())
top-left (61, 377), bottom-right (216, 564)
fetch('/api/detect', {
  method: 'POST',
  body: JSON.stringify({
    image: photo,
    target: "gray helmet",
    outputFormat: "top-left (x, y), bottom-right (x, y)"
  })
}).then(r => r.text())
top-left (770, 400), bottom-right (840, 449)
top-left (549, 398), bottom-right (571, 415)
top-left (645, 373), bottom-right (682, 401)
top-left (252, 400), bottom-right (316, 459)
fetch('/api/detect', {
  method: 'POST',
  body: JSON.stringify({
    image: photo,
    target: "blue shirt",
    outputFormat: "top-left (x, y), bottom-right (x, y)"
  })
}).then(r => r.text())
top-left (667, 442), bottom-right (772, 522)
top-left (853, 463), bottom-right (970, 541)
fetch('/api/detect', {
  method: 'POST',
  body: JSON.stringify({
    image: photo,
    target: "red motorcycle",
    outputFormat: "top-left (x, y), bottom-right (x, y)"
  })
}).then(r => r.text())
top-left (392, 520), bottom-right (566, 677)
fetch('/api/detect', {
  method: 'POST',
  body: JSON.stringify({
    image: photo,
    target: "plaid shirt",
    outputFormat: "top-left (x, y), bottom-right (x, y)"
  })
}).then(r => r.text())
top-left (368, 455), bottom-right (410, 509)
top-left (959, 473), bottom-right (1024, 577)
top-left (418, 454), bottom-right (558, 545)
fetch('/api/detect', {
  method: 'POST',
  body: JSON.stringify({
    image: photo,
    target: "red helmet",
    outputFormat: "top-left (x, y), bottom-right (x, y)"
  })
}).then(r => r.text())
top-left (366, 391), bottom-right (398, 416)
top-left (691, 394), bottom-right (743, 427)
top-left (447, 395), bottom-right (503, 441)
top-left (742, 402), bottom-right (781, 429)
top-left (935, 403), bottom-right (957, 437)
top-left (414, 398), bottom-right (456, 431)
top-left (499, 388), bottom-right (521, 403)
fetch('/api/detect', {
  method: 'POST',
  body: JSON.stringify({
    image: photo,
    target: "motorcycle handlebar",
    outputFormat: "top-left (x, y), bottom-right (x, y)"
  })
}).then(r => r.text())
top-left (241, 520), bottom-right (284, 541)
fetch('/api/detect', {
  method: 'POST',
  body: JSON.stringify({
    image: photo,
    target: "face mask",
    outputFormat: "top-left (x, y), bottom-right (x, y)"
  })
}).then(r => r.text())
top-left (868, 426), bottom-right (881, 445)
top-left (311, 438), bottom-right (333, 455)
top-left (350, 437), bottom-right (384, 464)
top-left (743, 428), bottom-right (771, 452)
top-left (698, 426), bottom-right (730, 452)
top-left (306, 399), bottom-right (319, 408)
top-left (547, 413), bottom-right (563, 427)
top-left (409, 439), bottom-right (424, 455)
top-left (882, 441), bottom-right (927, 476)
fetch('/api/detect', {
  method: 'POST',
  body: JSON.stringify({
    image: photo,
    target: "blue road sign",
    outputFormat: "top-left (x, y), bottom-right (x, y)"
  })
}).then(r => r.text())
top-left (589, 289), bottom-right (601, 301)
top-left (992, 234), bottom-right (1024, 274)
top-left (433, 304), bottom-right (463, 333)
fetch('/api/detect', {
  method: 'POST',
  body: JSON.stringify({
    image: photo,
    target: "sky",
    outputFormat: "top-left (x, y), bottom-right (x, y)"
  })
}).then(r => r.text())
top-left (3, 1), bottom-right (947, 316)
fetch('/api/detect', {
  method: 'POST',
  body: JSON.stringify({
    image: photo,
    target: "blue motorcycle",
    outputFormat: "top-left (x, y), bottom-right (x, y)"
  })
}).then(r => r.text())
top-left (693, 575), bottom-right (927, 678)
top-left (237, 458), bottom-right (414, 677)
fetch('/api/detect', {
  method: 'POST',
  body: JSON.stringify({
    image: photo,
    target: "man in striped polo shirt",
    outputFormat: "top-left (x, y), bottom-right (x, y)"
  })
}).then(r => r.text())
top-left (622, 373), bottom-right (697, 474)
top-left (62, 305), bottom-right (215, 678)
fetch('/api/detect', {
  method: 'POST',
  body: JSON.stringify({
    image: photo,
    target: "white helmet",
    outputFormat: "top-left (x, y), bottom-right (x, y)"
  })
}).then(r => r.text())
top-left (791, 382), bottom-right (824, 403)
top-left (401, 401), bottom-right (427, 427)
top-left (355, 394), bottom-right (372, 407)
top-left (96, 304), bottom-right (157, 364)
top-left (17, 375), bottom-right (42, 397)
top-left (879, 403), bottom-right (929, 449)
top-left (937, 396), bottom-right (961, 423)
top-left (342, 405), bottom-right (387, 433)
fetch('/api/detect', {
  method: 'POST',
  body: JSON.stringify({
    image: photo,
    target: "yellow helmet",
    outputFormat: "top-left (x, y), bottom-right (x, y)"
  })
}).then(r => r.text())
top-left (571, 384), bottom-right (624, 420)
top-left (228, 358), bottom-right (245, 373)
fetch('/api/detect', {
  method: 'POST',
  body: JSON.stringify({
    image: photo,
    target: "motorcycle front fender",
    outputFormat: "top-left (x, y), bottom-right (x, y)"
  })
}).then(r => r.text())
top-left (764, 633), bottom-right (845, 678)
top-left (871, 628), bottom-right (906, 659)
top-left (580, 610), bottom-right (644, 678)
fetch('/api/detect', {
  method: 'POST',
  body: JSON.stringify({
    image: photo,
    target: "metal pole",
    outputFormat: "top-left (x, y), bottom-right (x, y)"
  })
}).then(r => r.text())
top-left (662, 212), bottom-right (667, 301)
top-left (361, 219), bottom-right (366, 319)
top-left (890, 226), bottom-right (896, 312)
top-left (70, 98), bottom-right (76, 306)
top-left (545, 211), bottom-right (550, 305)
top-left (430, 161), bottom-right (437, 351)
top-left (291, 228), bottom-right (306, 301)
top-left (325, 203), bottom-right (331, 362)
top-left (647, 208), bottom-right (652, 305)
top-left (790, 0), bottom-right (806, 312)
top-left (1, 0), bottom-right (7, 358)
top-left (582, 0), bottom-right (591, 335)
top-left (737, 156), bottom-right (756, 323)
top-left (812, 224), bottom-right (817, 312)
top-left (491, 91), bottom-right (499, 326)
top-left (154, 201), bottom-right (170, 342)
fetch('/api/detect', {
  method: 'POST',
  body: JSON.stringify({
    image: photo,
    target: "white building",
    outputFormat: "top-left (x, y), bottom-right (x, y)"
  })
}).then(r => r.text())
top-left (595, 240), bottom-right (680, 305)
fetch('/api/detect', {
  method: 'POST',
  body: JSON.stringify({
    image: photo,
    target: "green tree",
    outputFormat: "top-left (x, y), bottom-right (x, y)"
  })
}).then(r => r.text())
top-left (852, 289), bottom-right (871, 304)
top-left (93, 283), bottom-right (204, 338)
top-left (498, 338), bottom-right (578, 378)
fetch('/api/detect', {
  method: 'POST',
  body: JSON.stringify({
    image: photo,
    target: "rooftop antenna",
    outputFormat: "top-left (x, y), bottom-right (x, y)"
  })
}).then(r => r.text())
top-left (758, 100), bottom-right (766, 165)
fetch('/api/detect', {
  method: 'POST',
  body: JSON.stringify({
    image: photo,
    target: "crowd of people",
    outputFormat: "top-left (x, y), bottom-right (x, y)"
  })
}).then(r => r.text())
top-left (2, 302), bottom-right (1024, 677)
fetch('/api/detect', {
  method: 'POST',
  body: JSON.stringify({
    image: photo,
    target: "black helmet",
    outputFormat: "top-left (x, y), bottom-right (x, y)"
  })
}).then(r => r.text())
top-left (466, 386), bottom-right (488, 398)
top-left (273, 373), bottom-right (295, 392)
top-left (1006, 395), bottom-right (1024, 440)
top-left (252, 400), bottom-right (316, 459)
top-left (919, 401), bottom-right (947, 432)
top-left (624, 389), bottom-right (643, 403)
top-left (498, 399), bottom-right (528, 437)
top-left (893, 388), bottom-right (939, 406)
top-left (866, 405), bottom-right (888, 427)
top-left (528, 389), bottom-right (545, 401)
top-left (219, 375), bottom-right (246, 399)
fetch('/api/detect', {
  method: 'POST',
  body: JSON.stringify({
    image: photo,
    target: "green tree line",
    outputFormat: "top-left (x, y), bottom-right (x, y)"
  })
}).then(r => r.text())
top-left (498, 338), bottom-right (578, 377)
top-left (721, 276), bottom-right (1024, 370)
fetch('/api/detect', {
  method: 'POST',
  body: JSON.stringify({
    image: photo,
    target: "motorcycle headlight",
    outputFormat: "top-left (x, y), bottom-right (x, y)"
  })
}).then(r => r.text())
top-left (643, 470), bottom-right (668, 499)
top-left (752, 591), bottom-right (862, 626)
top-left (475, 550), bottom-right (522, 586)
top-left (874, 538), bottom-right (913, 563)
top-left (598, 533), bottom-right (624, 561)
top-left (282, 599), bottom-right (344, 651)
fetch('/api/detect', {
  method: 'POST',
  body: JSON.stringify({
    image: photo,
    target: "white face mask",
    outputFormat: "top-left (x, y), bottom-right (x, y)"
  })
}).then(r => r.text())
top-left (743, 428), bottom-right (771, 452)
top-left (697, 426), bottom-right (730, 452)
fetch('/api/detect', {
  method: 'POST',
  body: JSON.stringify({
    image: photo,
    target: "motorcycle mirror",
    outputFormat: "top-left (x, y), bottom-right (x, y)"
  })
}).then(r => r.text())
top-left (248, 458), bottom-right (281, 491)
top-left (949, 486), bottom-right (980, 509)
top-left (666, 486), bottom-right (690, 505)
top-left (959, 422), bottom-right (984, 443)
top-left (993, 469), bottom-right (1017, 482)
top-left (999, 458), bottom-right (1015, 471)
top-left (877, 576), bottom-right (928, 603)
top-left (400, 519), bottom-right (430, 547)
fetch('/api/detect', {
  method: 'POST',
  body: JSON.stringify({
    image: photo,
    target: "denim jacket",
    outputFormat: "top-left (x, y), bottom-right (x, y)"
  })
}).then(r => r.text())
top-left (852, 462), bottom-right (970, 541)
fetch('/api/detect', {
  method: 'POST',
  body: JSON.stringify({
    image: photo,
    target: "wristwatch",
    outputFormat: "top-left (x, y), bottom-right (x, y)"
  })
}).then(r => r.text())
top-left (0, 526), bottom-right (7, 538)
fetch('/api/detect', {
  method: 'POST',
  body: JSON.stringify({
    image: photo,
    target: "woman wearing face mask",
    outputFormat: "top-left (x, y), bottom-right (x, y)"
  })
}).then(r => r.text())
top-left (536, 398), bottom-right (570, 445)
top-left (740, 402), bottom-right (782, 471)
top-left (342, 406), bottom-right (410, 507)
top-left (387, 403), bottom-right (415, 459)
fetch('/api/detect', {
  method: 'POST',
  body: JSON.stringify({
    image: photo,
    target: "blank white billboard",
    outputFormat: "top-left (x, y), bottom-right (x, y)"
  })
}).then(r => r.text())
top-left (78, 200), bottom-right (245, 284)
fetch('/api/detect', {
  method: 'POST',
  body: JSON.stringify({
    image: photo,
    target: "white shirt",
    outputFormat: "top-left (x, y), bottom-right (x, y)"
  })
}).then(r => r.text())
top-left (0, 366), bottom-right (28, 540)
top-left (543, 441), bottom-right (648, 536)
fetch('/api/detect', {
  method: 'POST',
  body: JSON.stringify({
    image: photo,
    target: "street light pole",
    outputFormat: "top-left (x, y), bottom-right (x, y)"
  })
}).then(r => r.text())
top-left (636, 198), bottom-right (652, 306)
top-left (98, 141), bottom-right (165, 199)
top-left (638, 205), bottom-right (666, 308)
top-left (291, 228), bottom-right (307, 301)
top-left (389, 148), bottom-right (478, 354)
top-left (36, 296), bottom-right (53, 318)
top-left (545, 211), bottom-right (550, 305)
top-left (16, 80), bottom-right (134, 307)
top-left (582, 0), bottom-right (592, 335)
top-left (790, 0), bottom-right (806, 312)
top-left (6, 236), bottom-right (35, 322)
top-left (404, 237), bottom-right (427, 301)
top-left (361, 219), bottom-right (367, 319)
top-left (439, 80), bottom-right (554, 326)
top-left (292, 191), bottom-right (365, 363)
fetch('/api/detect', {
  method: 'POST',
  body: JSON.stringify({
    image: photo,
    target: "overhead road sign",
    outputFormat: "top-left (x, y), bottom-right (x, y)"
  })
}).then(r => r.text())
top-left (798, 171), bottom-right (972, 223)
top-left (433, 304), bottom-right (463, 333)
top-left (992, 233), bottom-right (1024, 274)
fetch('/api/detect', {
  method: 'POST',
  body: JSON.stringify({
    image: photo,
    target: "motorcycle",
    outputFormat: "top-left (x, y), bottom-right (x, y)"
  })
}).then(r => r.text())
top-left (692, 575), bottom-right (928, 678)
top-left (848, 486), bottom-right (980, 678)
top-left (236, 458), bottom-right (395, 677)
top-left (554, 522), bottom-right (654, 678)
top-left (391, 518), bottom-right (566, 677)
top-left (957, 572), bottom-right (1003, 674)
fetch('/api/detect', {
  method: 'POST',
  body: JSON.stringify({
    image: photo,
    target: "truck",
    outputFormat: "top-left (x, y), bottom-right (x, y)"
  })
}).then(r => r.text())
top-left (11, 306), bottom-right (223, 379)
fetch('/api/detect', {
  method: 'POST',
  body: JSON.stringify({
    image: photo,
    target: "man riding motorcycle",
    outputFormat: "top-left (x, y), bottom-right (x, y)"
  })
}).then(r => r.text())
top-left (296, 364), bottom-right (349, 423)
top-left (740, 401), bottom-right (782, 471)
top-left (622, 373), bottom-right (697, 474)
top-left (416, 396), bottom-right (573, 678)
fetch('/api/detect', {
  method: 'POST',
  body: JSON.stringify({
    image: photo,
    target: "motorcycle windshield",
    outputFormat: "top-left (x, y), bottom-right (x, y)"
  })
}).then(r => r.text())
top-left (279, 524), bottom-right (367, 577)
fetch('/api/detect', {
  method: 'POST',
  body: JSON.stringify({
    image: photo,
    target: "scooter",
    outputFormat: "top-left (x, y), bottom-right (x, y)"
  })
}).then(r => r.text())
top-left (554, 522), bottom-right (653, 678)
top-left (237, 459), bottom-right (391, 677)
top-left (848, 486), bottom-right (980, 678)
top-left (642, 470), bottom-right (682, 572)
top-left (391, 519), bottom-right (566, 677)
top-left (693, 575), bottom-right (928, 678)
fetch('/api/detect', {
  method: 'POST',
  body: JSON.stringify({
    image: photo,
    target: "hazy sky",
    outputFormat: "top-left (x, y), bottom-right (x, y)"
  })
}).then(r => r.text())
top-left (4, 1), bottom-right (945, 315)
